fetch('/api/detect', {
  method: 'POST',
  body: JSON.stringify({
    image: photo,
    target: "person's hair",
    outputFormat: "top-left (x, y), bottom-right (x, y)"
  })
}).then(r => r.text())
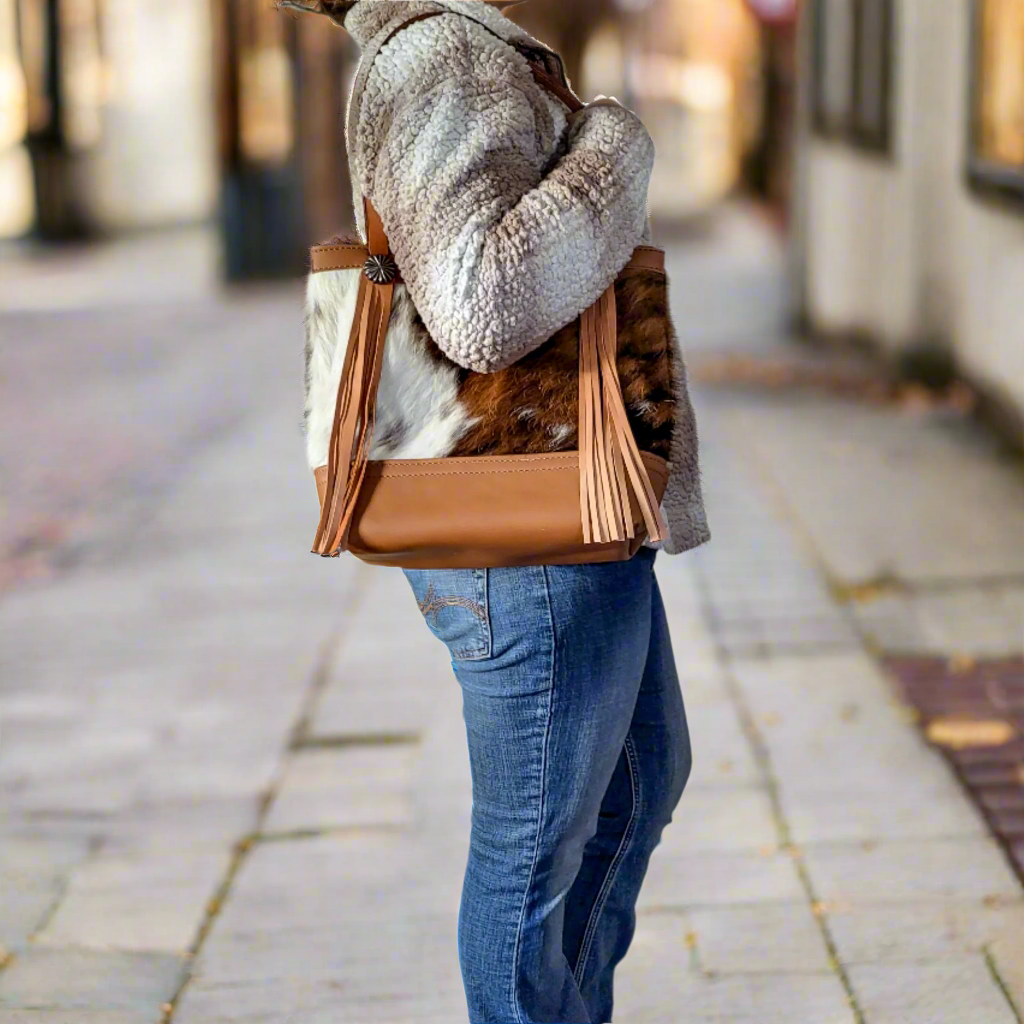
top-left (276, 1), bottom-right (354, 26)
top-left (277, 0), bottom-right (519, 23)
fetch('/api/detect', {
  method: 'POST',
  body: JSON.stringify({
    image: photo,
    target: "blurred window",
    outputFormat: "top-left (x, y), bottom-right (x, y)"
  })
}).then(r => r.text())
top-left (811, 0), bottom-right (894, 154)
top-left (57, 0), bottom-right (104, 151)
top-left (812, 0), bottom-right (853, 135)
top-left (968, 0), bottom-right (1024, 203)
top-left (217, 0), bottom-right (297, 170)
top-left (850, 0), bottom-right (893, 150)
top-left (16, 0), bottom-right (52, 137)
top-left (15, 0), bottom-right (105, 149)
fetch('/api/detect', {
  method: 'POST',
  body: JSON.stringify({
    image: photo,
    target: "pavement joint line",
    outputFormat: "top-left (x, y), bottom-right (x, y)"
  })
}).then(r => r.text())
top-left (694, 441), bottom-right (871, 1022)
top-left (291, 730), bottom-right (422, 751)
top-left (0, 833), bottom-right (105, 983)
top-left (705, 626), bottom-right (867, 1023)
top-left (717, 419), bottom-right (873, 647)
top-left (832, 571), bottom-right (1024, 604)
top-left (638, 899), bottom-right (816, 915)
top-left (985, 946), bottom-right (1024, 1023)
top-left (30, 834), bottom-right (103, 939)
top-left (161, 565), bottom-right (372, 1023)
top-left (288, 562), bottom-right (375, 751)
top-left (254, 822), bottom-right (410, 844)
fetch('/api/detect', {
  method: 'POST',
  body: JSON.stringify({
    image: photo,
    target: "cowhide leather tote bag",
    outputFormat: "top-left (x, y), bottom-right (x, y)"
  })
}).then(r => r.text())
top-left (305, 12), bottom-right (675, 569)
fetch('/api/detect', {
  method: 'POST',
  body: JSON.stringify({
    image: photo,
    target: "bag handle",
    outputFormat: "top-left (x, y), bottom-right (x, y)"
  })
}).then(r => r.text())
top-left (312, 11), bottom-right (666, 555)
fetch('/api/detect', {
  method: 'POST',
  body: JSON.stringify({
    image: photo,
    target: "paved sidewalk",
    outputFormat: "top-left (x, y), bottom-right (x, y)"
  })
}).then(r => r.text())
top-left (2, 208), bottom-right (1023, 1023)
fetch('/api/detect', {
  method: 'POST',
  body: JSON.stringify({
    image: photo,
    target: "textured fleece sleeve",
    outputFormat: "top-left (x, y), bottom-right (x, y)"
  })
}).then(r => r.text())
top-left (364, 16), bottom-right (655, 374)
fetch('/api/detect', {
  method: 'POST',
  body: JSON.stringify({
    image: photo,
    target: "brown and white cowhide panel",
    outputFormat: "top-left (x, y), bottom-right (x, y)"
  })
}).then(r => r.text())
top-left (304, 260), bottom-right (676, 471)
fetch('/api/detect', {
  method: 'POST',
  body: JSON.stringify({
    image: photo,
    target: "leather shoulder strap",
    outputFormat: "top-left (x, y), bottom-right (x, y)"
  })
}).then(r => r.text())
top-left (443, 10), bottom-right (584, 112)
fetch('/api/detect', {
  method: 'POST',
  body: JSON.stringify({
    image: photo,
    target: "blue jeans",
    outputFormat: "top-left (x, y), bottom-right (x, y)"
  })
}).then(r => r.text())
top-left (405, 550), bottom-right (691, 1023)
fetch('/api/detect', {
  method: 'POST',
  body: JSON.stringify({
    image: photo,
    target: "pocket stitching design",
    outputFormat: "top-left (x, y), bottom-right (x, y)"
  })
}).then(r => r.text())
top-left (415, 575), bottom-right (491, 660)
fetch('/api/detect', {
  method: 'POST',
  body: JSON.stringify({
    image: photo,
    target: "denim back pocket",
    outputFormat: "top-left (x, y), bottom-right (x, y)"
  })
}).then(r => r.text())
top-left (403, 568), bottom-right (491, 662)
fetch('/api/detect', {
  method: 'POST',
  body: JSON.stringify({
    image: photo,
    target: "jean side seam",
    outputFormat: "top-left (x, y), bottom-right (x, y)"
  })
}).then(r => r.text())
top-left (572, 731), bottom-right (642, 988)
top-left (508, 565), bottom-right (557, 1024)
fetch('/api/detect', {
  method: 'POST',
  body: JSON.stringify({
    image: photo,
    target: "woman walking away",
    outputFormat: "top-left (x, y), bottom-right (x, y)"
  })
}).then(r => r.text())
top-left (288, 2), bottom-right (710, 1021)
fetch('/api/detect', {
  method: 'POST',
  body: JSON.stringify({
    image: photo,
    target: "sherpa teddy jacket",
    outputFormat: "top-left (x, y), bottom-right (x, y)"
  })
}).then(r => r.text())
top-left (308, 0), bottom-right (709, 553)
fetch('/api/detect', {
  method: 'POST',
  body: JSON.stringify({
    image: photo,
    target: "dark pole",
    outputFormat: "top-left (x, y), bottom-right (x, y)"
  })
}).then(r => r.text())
top-left (219, 0), bottom-right (306, 282)
top-left (22, 0), bottom-right (89, 238)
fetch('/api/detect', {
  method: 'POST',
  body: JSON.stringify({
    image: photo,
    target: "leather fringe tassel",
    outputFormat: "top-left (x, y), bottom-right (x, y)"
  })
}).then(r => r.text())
top-left (312, 274), bottom-right (395, 556)
top-left (579, 285), bottom-right (667, 546)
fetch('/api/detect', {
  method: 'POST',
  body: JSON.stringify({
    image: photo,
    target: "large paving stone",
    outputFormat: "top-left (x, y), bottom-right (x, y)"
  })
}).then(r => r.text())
top-left (2, 758), bottom-right (142, 817)
top-left (617, 917), bottom-right (854, 1023)
top-left (37, 888), bottom-right (207, 954)
top-left (0, 888), bottom-right (61, 950)
top-left (0, 831), bottom-right (95, 947)
top-left (661, 902), bottom-right (833, 973)
top-left (801, 838), bottom-right (1023, 904)
top-left (989, 923), bottom-right (1024, 1014)
top-left (174, 981), bottom-right (343, 1024)
top-left (638, 847), bottom-right (805, 910)
top-left (193, 913), bottom-right (462, 1000)
top-left (731, 653), bottom-right (961, 796)
top-left (823, 900), bottom-right (1024, 964)
top-left (103, 795), bottom-right (259, 854)
top-left (176, 977), bottom-right (466, 1024)
top-left (725, 397), bottom-right (1024, 583)
top-left (35, 846), bottom-right (230, 953)
top-left (0, 948), bottom-right (185, 1011)
top-left (853, 586), bottom-right (1024, 658)
top-left (846, 959), bottom-right (1019, 1024)
top-left (202, 831), bottom-right (464, 937)
top-left (661, 786), bottom-right (778, 854)
top-left (685, 699), bottom-right (763, 790)
top-left (262, 745), bottom-right (420, 835)
top-left (0, 1013), bottom-right (148, 1023)
top-left (0, 832), bottom-right (92, 899)
top-left (306, 572), bottom-right (453, 739)
top-left (780, 783), bottom-right (987, 844)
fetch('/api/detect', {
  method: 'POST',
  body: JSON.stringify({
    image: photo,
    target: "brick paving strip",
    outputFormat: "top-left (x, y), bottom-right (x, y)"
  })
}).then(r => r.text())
top-left (886, 657), bottom-right (1024, 883)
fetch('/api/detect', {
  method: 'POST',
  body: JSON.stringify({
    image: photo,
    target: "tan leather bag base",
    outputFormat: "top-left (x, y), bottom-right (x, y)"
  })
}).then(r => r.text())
top-left (315, 452), bottom-right (669, 569)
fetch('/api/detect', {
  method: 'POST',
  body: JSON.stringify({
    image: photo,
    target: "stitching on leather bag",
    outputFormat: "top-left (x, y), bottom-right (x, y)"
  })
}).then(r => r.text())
top-left (375, 463), bottom-right (669, 481)
top-left (314, 245), bottom-right (367, 254)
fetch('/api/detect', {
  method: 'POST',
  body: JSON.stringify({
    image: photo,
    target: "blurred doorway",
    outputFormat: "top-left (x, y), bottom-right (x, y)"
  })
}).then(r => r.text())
top-left (214, 0), bottom-right (353, 281)
top-left (575, 0), bottom-right (794, 222)
top-left (10, 0), bottom-right (106, 239)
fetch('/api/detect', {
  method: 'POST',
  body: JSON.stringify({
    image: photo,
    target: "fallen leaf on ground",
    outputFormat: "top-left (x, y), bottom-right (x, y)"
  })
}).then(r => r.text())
top-left (948, 652), bottom-right (977, 674)
top-left (925, 717), bottom-right (1016, 750)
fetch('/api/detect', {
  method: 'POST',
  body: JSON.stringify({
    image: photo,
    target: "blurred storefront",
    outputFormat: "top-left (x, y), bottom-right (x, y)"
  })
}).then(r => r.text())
top-left (4, 0), bottom-right (218, 239)
top-left (215, 0), bottom-right (354, 279)
top-left (794, 0), bottom-right (1024, 438)
top-left (4, 0), bottom-right (793, 274)
top-left (572, 0), bottom-right (769, 219)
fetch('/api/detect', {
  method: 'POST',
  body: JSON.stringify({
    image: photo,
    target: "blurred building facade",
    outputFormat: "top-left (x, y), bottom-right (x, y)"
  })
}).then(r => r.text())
top-left (794, 0), bottom-right (1024, 434)
top-left (3, 0), bottom-right (770, 246)
top-left (2, 0), bottom-right (219, 237)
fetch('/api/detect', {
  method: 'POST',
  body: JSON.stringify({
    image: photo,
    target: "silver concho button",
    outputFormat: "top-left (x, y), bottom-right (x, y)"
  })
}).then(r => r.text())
top-left (363, 254), bottom-right (397, 284)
